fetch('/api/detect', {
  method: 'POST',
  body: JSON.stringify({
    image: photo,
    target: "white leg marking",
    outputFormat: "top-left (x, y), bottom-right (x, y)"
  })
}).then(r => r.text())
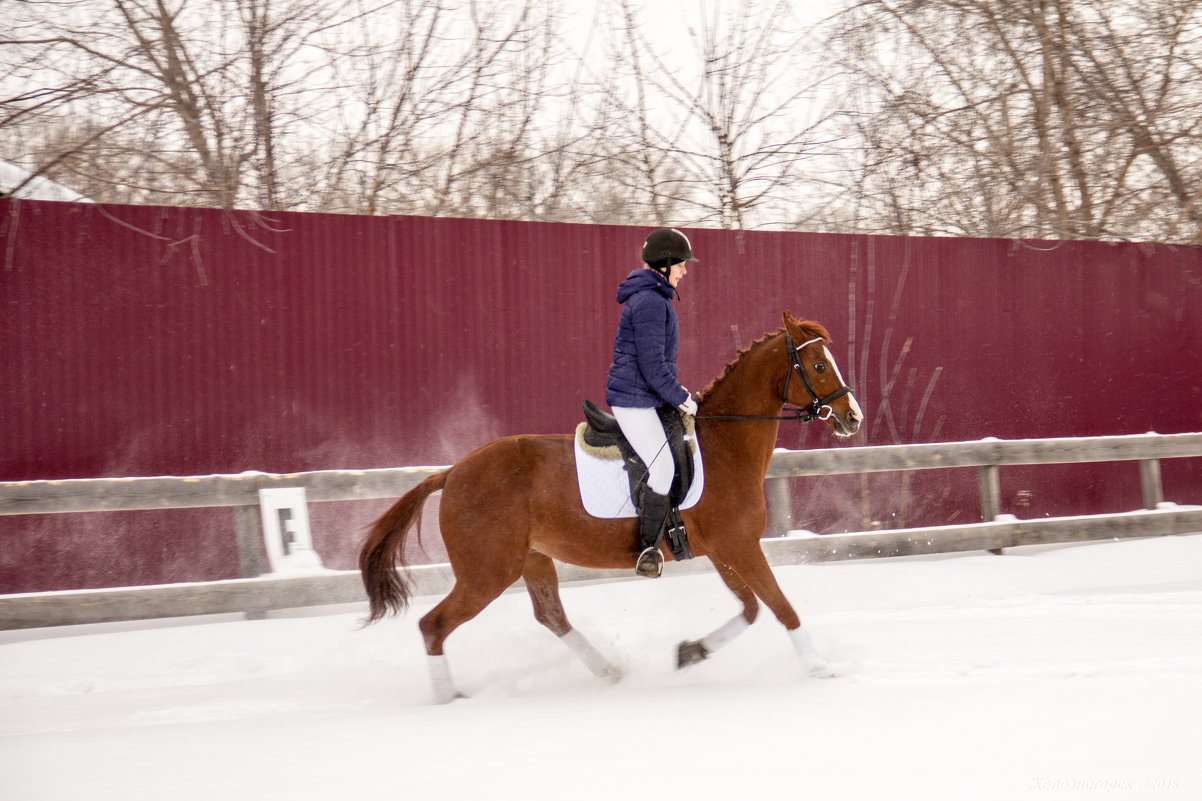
top-left (427, 654), bottom-right (460, 704)
top-left (560, 628), bottom-right (622, 682)
top-left (700, 614), bottom-right (751, 654)
top-left (788, 627), bottom-right (838, 678)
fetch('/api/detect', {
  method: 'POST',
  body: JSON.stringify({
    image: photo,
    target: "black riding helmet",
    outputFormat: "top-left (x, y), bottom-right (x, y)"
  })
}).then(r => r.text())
top-left (642, 228), bottom-right (699, 275)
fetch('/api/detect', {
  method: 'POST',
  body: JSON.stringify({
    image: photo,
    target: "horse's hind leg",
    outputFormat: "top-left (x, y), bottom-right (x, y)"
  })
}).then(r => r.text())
top-left (523, 550), bottom-right (622, 682)
top-left (677, 558), bottom-right (760, 668)
top-left (419, 564), bottom-right (523, 704)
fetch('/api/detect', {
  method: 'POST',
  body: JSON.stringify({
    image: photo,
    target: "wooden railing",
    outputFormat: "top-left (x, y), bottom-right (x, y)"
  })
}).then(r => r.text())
top-left (2, 432), bottom-right (1201, 630)
top-left (0, 466), bottom-right (445, 579)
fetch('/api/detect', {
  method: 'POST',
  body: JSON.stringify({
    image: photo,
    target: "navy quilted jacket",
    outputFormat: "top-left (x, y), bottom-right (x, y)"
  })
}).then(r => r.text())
top-left (605, 269), bottom-right (689, 409)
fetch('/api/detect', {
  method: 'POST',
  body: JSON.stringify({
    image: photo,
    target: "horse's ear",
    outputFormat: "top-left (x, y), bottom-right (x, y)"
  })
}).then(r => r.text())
top-left (782, 310), bottom-right (801, 332)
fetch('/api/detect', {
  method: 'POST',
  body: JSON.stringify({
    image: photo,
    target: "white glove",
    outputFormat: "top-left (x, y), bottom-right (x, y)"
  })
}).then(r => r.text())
top-left (678, 397), bottom-right (698, 417)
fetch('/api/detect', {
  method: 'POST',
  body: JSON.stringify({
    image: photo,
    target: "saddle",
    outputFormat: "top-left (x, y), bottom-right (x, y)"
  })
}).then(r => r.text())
top-left (580, 400), bottom-right (695, 560)
top-left (581, 400), bottom-right (695, 505)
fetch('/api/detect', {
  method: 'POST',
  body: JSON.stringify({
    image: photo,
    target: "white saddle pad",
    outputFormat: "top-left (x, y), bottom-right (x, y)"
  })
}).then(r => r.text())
top-left (573, 423), bottom-right (705, 519)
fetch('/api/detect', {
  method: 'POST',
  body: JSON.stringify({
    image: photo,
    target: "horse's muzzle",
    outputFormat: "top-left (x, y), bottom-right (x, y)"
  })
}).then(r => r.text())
top-left (831, 408), bottom-right (862, 437)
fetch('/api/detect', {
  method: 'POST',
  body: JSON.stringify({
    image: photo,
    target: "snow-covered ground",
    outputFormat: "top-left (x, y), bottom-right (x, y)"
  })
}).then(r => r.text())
top-left (3, 535), bottom-right (1200, 801)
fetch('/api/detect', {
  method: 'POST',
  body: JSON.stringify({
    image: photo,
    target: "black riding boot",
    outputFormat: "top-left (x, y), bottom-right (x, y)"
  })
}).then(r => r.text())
top-left (635, 488), bottom-right (671, 578)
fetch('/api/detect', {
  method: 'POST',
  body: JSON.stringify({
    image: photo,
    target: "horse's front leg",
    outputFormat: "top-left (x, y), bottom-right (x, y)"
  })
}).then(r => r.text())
top-left (709, 541), bottom-right (836, 678)
top-left (677, 558), bottom-right (759, 668)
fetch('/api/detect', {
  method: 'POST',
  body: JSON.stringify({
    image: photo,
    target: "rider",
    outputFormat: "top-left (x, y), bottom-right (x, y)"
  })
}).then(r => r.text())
top-left (606, 228), bottom-right (699, 578)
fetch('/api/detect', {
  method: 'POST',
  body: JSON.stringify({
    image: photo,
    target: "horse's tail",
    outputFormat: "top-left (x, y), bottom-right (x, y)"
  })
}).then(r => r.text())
top-left (359, 469), bottom-right (449, 624)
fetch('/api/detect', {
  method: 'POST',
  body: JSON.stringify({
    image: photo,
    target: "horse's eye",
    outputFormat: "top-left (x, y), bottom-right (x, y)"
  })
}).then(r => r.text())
top-left (815, 363), bottom-right (826, 373)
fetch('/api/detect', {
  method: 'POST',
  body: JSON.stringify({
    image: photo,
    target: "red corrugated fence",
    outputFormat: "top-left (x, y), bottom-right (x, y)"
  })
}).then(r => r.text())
top-left (3, 199), bottom-right (1200, 591)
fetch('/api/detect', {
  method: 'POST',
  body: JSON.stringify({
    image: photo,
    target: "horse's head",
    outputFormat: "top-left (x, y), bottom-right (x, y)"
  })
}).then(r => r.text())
top-left (782, 312), bottom-right (863, 438)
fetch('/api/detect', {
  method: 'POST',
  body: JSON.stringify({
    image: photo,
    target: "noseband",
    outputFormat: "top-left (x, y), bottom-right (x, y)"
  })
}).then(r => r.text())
top-left (697, 333), bottom-right (854, 424)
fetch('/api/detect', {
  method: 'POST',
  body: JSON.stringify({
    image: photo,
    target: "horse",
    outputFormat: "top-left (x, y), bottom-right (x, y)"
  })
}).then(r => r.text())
top-left (359, 311), bottom-right (863, 703)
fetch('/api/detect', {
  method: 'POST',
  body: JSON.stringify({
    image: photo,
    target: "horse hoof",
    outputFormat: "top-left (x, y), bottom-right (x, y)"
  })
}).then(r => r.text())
top-left (599, 664), bottom-right (624, 684)
top-left (804, 661), bottom-right (840, 679)
top-left (677, 639), bottom-right (709, 669)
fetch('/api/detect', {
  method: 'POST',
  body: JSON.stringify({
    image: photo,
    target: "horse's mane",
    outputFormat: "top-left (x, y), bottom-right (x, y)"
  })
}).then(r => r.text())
top-left (698, 319), bottom-right (832, 402)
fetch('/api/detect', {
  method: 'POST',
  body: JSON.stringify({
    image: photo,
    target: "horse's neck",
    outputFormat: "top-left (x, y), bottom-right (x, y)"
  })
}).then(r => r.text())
top-left (700, 332), bottom-right (788, 417)
top-left (697, 333), bottom-right (787, 479)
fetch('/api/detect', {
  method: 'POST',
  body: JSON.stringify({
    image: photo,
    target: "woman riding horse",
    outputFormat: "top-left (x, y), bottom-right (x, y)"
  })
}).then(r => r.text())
top-left (607, 228), bottom-right (699, 578)
top-left (360, 308), bottom-right (863, 704)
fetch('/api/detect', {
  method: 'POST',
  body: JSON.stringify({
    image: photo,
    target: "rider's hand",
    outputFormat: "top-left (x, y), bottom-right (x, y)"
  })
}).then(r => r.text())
top-left (678, 397), bottom-right (698, 417)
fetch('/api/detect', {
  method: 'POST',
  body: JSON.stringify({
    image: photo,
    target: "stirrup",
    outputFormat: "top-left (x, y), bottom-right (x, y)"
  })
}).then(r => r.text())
top-left (635, 546), bottom-right (664, 578)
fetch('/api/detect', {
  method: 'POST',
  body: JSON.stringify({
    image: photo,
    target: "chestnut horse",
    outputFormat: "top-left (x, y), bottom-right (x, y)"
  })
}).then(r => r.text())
top-left (360, 312), bottom-right (862, 702)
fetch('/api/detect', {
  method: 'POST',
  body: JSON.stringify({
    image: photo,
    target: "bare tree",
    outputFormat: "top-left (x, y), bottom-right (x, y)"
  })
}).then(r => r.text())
top-left (578, 0), bottom-right (687, 226)
top-left (3, 0), bottom-right (841, 227)
top-left (311, 0), bottom-right (566, 218)
top-left (827, 0), bottom-right (1202, 242)
top-left (589, 0), bottom-right (835, 229)
top-left (1, 0), bottom-right (351, 208)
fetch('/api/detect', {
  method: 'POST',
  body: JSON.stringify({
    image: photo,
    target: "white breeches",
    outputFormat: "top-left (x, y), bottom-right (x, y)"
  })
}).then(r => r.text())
top-left (611, 405), bottom-right (674, 495)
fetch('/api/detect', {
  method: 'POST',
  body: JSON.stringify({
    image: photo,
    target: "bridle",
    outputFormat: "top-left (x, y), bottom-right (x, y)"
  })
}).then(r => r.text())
top-left (785, 334), bottom-right (854, 422)
top-left (697, 333), bottom-right (854, 424)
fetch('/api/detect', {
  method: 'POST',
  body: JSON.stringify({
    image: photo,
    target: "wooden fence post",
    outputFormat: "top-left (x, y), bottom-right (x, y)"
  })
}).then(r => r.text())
top-left (1140, 459), bottom-right (1164, 510)
top-left (233, 504), bottom-right (268, 620)
top-left (233, 504), bottom-right (266, 579)
top-left (979, 463), bottom-right (1003, 554)
top-left (766, 477), bottom-right (793, 537)
top-left (978, 464), bottom-right (1001, 521)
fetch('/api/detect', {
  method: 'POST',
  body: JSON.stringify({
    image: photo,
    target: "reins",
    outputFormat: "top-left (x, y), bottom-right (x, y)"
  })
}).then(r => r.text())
top-left (696, 334), bottom-right (853, 425)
